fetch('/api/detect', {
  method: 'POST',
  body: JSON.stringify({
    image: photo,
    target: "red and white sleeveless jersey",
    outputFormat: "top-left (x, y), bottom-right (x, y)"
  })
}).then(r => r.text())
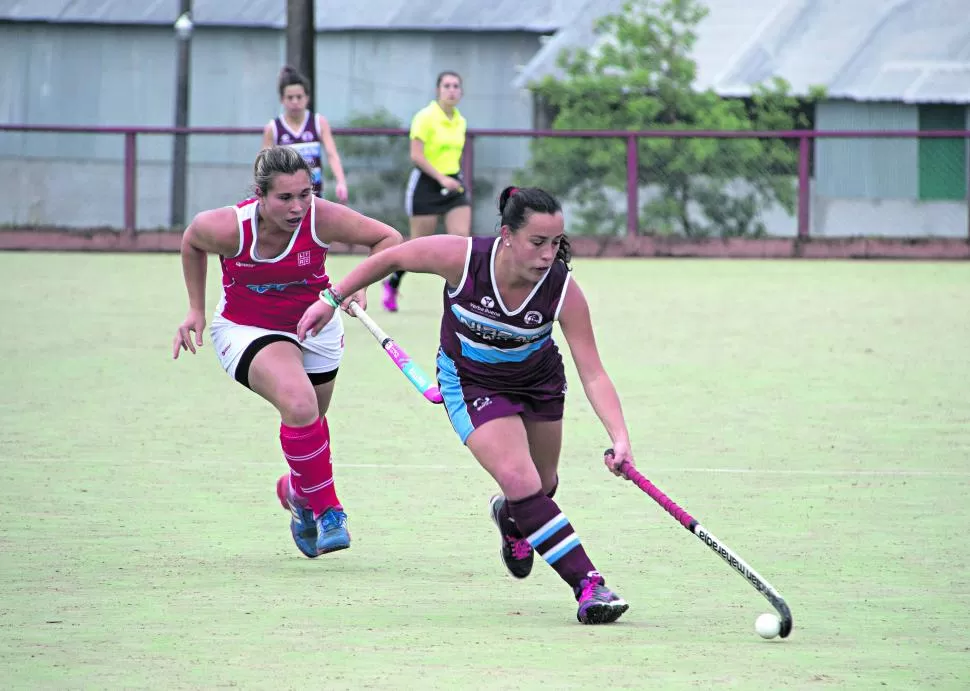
top-left (217, 198), bottom-right (331, 333)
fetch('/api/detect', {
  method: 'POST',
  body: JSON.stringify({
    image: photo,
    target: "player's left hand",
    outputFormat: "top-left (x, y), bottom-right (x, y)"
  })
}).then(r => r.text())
top-left (604, 443), bottom-right (634, 477)
top-left (297, 299), bottom-right (336, 341)
top-left (335, 182), bottom-right (349, 203)
top-left (343, 289), bottom-right (366, 315)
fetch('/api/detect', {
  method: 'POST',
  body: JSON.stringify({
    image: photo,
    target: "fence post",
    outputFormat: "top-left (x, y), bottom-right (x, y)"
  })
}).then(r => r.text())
top-left (462, 133), bottom-right (474, 202)
top-left (124, 132), bottom-right (137, 240)
top-left (797, 135), bottom-right (811, 240)
top-left (626, 134), bottom-right (638, 237)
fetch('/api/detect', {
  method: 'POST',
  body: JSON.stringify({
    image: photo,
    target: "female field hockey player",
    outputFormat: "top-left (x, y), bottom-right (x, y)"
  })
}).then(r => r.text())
top-left (298, 186), bottom-right (634, 624)
top-left (262, 66), bottom-right (349, 202)
top-left (172, 146), bottom-right (401, 558)
top-left (382, 70), bottom-right (471, 312)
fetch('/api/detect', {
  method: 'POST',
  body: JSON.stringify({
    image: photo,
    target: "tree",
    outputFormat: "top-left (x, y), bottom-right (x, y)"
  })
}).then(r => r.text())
top-left (522, 0), bottom-right (822, 238)
top-left (331, 110), bottom-right (413, 233)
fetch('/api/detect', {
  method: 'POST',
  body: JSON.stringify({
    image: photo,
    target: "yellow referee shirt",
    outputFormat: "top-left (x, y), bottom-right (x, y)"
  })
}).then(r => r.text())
top-left (409, 101), bottom-right (467, 175)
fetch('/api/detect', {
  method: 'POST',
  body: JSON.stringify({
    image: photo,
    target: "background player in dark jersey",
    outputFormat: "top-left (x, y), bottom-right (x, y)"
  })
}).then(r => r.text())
top-left (172, 146), bottom-right (400, 558)
top-left (382, 71), bottom-right (471, 312)
top-left (262, 66), bottom-right (348, 202)
top-left (297, 187), bottom-right (636, 625)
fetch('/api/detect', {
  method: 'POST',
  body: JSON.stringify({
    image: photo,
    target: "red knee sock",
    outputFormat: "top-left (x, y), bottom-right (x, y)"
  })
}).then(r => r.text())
top-left (280, 417), bottom-right (341, 517)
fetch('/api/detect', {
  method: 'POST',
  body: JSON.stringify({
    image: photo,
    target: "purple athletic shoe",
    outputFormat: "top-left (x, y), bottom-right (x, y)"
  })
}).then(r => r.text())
top-left (575, 572), bottom-right (629, 624)
top-left (382, 279), bottom-right (398, 312)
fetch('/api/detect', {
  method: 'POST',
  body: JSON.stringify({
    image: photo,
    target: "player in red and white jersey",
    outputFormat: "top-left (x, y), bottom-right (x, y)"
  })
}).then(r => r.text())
top-left (172, 145), bottom-right (402, 559)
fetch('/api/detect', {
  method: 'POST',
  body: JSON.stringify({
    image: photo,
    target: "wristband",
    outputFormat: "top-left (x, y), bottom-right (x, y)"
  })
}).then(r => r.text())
top-left (319, 288), bottom-right (344, 308)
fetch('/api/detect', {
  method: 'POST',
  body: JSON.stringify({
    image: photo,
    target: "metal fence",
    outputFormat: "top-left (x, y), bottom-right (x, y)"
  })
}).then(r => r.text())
top-left (1, 124), bottom-right (968, 240)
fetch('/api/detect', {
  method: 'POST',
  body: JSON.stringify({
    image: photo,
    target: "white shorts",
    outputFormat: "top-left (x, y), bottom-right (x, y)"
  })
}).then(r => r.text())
top-left (209, 311), bottom-right (345, 384)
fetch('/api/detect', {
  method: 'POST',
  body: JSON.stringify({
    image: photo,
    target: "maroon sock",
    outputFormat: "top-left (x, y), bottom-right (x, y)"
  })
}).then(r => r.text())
top-left (507, 491), bottom-right (598, 590)
top-left (499, 481), bottom-right (559, 538)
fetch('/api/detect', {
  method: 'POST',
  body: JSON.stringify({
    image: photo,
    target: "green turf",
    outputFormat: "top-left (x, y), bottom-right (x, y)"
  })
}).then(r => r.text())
top-left (1, 253), bottom-right (968, 689)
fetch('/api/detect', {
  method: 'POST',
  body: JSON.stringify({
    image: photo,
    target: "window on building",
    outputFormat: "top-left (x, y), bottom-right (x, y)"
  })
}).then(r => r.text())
top-left (918, 105), bottom-right (967, 201)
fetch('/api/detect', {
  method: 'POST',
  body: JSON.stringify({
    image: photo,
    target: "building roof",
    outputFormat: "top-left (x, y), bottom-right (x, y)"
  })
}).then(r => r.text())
top-left (513, 0), bottom-right (970, 103)
top-left (0, 0), bottom-right (589, 32)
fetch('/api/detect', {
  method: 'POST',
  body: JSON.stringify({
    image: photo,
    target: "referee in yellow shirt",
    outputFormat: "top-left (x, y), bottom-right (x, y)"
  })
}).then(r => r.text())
top-left (382, 71), bottom-right (470, 312)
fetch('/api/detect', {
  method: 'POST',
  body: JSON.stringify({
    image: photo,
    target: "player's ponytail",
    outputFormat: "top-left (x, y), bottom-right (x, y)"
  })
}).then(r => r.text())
top-left (253, 146), bottom-right (313, 196)
top-left (498, 186), bottom-right (571, 270)
top-left (278, 65), bottom-right (311, 99)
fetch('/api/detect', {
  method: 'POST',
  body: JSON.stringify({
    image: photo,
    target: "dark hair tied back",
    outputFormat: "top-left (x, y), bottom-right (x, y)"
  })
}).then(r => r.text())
top-left (278, 65), bottom-right (311, 99)
top-left (497, 186), bottom-right (571, 269)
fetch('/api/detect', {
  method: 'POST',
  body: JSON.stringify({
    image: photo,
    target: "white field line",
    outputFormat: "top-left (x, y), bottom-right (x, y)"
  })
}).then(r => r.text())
top-left (334, 464), bottom-right (970, 477)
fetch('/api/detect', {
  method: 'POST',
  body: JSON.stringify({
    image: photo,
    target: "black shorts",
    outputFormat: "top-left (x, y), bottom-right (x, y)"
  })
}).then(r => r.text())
top-left (405, 170), bottom-right (470, 217)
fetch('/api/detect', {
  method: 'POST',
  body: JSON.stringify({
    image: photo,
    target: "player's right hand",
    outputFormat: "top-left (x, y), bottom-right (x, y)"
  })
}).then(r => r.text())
top-left (440, 177), bottom-right (463, 193)
top-left (173, 309), bottom-right (206, 359)
top-left (297, 299), bottom-right (336, 342)
top-left (604, 444), bottom-right (634, 477)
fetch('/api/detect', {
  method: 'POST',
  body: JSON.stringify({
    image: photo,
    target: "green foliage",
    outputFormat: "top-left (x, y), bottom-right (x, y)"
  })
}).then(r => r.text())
top-left (522, 0), bottom-right (825, 237)
top-left (331, 109), bottom-right (412, 233)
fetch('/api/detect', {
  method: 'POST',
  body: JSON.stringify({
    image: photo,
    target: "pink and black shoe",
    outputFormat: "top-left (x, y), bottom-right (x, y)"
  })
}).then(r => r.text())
top-left (381, 279), bottom-right (399, 312)
top-left (575, 573), bottom-right (629, 624)
top-left (489, 495), bottom-right (534, 579)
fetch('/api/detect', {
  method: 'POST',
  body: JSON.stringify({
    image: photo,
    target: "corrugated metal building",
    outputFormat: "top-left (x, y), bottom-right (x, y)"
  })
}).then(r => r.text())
top-left (0, 0), bottom-right (589, 229)
top-left (517, 0), bottom-right (970, 237)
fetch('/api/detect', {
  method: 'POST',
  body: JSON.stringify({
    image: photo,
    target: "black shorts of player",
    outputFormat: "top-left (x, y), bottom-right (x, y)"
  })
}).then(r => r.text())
top-left (405, 170), bottom-right (470, 217)
top-left (234, 335), bottom-right (338, 389)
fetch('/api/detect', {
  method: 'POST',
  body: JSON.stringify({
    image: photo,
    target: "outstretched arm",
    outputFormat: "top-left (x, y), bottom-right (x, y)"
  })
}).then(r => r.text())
top-left (297, 235), bottom-right (468, 340)
top-left (313, 198), bottom-right (402, 258)
top-left (557, 278), bottom-right (635, 473)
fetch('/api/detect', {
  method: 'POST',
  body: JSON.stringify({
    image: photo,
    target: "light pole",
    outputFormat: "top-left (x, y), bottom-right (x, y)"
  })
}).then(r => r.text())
top-left (286, 0), bottom-right (315, 108)
top-left (170, 5), bottom-right (193, 228)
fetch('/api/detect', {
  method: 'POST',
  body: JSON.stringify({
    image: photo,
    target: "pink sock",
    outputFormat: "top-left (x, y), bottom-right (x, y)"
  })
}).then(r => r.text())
top-left (280, 417), bottom-right (341, 516)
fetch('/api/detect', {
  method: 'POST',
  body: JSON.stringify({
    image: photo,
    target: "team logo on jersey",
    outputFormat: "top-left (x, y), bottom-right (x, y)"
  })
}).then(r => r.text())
top-left (524, 310), bottom-right (543, 326)
top-left (297, 250), bottom-right (311, 266)
top-left (480, 296), bottom-right (495, 309)
top-left (302, 132), bottom-right (314, 142)
top-left (246, 278), bottom-right (308, 294)
top-left (280, 133), bottom-right (292, 143)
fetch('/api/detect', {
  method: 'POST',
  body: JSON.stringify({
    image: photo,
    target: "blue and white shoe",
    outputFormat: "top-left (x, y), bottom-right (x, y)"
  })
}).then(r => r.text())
top-left (316, 507), bottom-right (351, 554)
top-left (276, 474), bottom-right (319, 558)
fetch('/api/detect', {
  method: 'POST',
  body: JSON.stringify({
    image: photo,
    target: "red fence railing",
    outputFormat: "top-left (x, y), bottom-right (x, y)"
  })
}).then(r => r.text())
top-left (2, 124), bottom-right (968, 240)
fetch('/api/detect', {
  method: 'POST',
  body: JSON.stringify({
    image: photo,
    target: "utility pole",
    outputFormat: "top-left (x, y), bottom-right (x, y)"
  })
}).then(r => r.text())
top-left (286, 0), bottom-right (316, 108)
top-left (170, 0), bottom-right (193, 228)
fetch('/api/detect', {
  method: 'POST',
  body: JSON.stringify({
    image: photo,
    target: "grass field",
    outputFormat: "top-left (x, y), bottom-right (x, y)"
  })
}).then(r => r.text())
top-left (1, 253), bottom-right (968, 689)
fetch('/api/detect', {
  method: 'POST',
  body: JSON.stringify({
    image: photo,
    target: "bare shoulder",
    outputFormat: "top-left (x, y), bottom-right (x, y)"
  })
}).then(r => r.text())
top-left (186, 206), bottom-right (241, 255)
top-left (558, 276), bottom-right (590, 321)
top-left (312, 196), bottom-right (353, 226)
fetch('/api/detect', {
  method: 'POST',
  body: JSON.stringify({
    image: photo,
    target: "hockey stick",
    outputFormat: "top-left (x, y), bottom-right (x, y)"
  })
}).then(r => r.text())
top-left (607, 449), bottom-right (793, 638)
top-left (347, 301), bottom-right (443, 405)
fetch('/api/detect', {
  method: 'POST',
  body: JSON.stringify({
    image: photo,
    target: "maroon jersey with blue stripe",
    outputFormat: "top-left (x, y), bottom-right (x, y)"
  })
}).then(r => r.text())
top-left (439, 236), bottom-right (571, 394)
top-left (272, 112), bottom-right (324, 195)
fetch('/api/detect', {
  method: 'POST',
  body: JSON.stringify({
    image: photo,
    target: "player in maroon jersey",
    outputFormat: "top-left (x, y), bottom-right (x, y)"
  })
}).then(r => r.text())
top-left (262, 66), bottom-right (348, 201)
top-left (172, 146), bottom-right (401, 558)
top-left (297, 187), bottom-right (635, 624)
